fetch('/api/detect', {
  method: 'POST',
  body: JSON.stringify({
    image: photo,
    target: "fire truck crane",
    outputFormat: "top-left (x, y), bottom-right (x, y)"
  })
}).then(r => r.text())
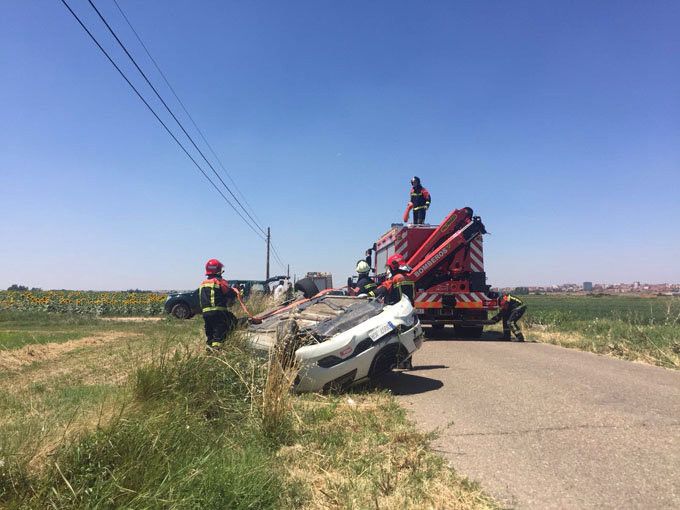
top-left (369, 207), bottom-right (499, 337)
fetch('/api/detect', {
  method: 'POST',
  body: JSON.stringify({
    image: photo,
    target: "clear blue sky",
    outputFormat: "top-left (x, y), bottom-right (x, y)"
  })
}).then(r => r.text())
top-left (1, 0), bottom-right (679, 290)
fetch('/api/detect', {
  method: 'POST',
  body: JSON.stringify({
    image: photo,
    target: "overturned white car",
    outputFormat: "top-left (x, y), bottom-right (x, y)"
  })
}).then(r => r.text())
top-left (247, 294), bottom-right (423, 392)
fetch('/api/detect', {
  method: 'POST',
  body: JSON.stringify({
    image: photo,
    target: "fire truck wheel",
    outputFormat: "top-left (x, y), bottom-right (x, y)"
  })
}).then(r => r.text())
top-left (294, 277), bottom-right (320, 299)
top-left (454, 325), bottom-right (483, 339)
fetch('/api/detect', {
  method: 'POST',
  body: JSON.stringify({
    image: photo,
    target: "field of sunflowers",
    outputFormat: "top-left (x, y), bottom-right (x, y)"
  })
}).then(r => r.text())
top-left (0, 290), bottom-right (166, 316)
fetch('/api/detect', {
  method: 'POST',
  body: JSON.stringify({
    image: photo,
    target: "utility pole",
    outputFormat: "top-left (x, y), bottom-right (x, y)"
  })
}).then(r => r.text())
top-left (265, 227), bottom-right (271, 280)
top-left (287, 264), bottom-right (290, 278)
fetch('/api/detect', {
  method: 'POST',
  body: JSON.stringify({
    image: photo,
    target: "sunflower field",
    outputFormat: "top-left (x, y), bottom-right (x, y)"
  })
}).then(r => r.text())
top-left (0, 290), bottom-right (167, 316)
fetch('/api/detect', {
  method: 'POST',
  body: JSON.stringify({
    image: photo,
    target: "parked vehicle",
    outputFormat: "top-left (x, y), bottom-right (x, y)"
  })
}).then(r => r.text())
top-left (354, 207), bottom-right (499, 337)
top-left (164, 275), bottom-right (288, 319)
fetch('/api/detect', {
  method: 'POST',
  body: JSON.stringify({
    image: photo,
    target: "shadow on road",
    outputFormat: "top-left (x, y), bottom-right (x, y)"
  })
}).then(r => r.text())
top-left (408, 364), bottom-right (448, 371)
top-left (371, 371), bottom-right (444, 395)
top-left (424, 329), bottom-right (511, 343)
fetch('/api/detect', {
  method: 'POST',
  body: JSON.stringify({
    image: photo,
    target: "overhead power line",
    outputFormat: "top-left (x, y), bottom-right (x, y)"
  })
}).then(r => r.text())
top-left (110, 0), bottom-right (266, 230)
top-left (58, 0), bottom-right (266, 241)
top-left (86, 0), bottom-right (266, 237)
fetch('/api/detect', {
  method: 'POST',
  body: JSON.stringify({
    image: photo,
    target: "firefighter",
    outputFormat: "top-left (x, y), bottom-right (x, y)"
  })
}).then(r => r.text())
top-left (375, 254), bottom-right (415, 369)
top-left (408, 176), bottom-right (431, 225)
top-left (353, 260), bottom-right (377, 297)
top-left (375, 254), bottom-right (415, 305)
top-left (498, 293), bottom-right (527, 341)
top-left (199, 259), bottom-right (238, 348)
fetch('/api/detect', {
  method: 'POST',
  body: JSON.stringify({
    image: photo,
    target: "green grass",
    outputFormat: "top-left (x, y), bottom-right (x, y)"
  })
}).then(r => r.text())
top-left (521, 295), bottom-right (680, 368)
top-left (0, 311), bottom-right (496, 509)
top-left (0, 311), bottom-right (130, 350)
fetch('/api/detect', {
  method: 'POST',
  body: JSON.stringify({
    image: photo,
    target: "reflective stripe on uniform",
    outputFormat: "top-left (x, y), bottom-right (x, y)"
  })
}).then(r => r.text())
top-left (202, 306), bottom-right (228, 312)
top-left (199, 281), bottom-right (227, 312)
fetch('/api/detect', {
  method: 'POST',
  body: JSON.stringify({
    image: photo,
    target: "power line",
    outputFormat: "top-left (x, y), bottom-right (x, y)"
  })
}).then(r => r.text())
top-left (86, 0), bottom-right (267, 237)
top-left (58, 0), bottom-right (266, 241)
top-left (108, 0), bottom-right (290, 273)
top-left (270, 243), bottom-right (287, 272)
top-left (110, 0), bottom-right (266, 230)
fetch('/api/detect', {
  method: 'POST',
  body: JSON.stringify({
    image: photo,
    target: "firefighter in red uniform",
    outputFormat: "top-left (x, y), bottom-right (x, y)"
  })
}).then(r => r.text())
top-left (375, 254), bottom-right (415, 305)
top-left (375, 253), bottom-right (415, 368)
top-left (375, 253), bottom-right (415, 305)
top-left (497, 294), bottom-right (527, 341)
top-left (199, 259), bottom-right (238, 348)
top-left (408, 176), bottom-right (431, 225)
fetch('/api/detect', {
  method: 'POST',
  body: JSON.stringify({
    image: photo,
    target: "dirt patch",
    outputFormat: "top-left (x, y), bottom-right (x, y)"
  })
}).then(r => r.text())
top-left (0, 331), bottom-right (139, 372)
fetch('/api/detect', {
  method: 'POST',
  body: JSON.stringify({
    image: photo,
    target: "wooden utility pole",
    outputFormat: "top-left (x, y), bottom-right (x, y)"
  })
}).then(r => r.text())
top-left (287, 264), bottom-right (290, 278)
top-left (265, 227), bottom-right (271, 280)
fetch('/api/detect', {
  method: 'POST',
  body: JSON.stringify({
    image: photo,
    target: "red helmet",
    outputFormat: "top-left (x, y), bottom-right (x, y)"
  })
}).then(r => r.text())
top-left (205, 258), bottom-right (224, 276)
top-left (386, 253), bottom-right (405, 270)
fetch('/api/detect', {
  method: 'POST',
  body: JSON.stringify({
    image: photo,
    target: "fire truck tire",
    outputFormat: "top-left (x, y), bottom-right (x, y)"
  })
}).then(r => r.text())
top-left (294, 277), bottom-right (320, 299)
top-left (454, 325), bottom-right (483, 339)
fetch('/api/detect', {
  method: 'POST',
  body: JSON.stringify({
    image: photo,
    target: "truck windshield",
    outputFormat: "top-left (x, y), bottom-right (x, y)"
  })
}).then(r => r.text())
top-left (375, 244), bottom-right (395, 274)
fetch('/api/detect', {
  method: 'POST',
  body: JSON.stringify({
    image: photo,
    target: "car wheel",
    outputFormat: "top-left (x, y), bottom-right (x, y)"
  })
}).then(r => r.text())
top-left (294, 277), bottom-right (320, 299)
top-left (171, 302), bottom-right (192, 320)
top-left (453, 325), bottom-right (483, 338)
top-left (369, 344), bottom-right (409, 377)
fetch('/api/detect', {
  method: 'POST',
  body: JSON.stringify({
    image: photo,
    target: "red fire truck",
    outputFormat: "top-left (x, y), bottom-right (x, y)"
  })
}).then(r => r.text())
top-left (370, 207), bottom-right (499, 337)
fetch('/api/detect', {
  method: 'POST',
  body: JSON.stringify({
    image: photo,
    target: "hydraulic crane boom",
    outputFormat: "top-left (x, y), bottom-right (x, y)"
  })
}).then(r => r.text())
top-left (406, 207), bottom-right (473, 269)
top-left (407, 215), bottom-right (487, 288)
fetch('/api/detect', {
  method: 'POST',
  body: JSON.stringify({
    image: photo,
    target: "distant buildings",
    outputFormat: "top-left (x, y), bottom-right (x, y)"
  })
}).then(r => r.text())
top-left (495, 282), bottom-right (680, 295)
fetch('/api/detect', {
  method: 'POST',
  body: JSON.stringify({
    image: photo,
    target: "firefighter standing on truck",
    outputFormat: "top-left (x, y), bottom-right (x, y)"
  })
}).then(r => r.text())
top-left (199, 259), bottom-right (238, 348)
top-left (408, 176), bottom-right (431, 225)
top-left (498, 293), bottom-right (527, 342)
top-left (353, 260), bottom-right (377, 297)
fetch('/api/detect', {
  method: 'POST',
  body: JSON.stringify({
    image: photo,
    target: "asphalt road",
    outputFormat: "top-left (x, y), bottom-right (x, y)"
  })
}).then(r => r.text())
top-left (377, 333), bottom-right (680, 509)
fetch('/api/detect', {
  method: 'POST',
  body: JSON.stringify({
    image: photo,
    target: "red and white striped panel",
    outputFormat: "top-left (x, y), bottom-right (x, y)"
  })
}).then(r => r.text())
top-left (394, 230), bottom-right (409, 260)
top-left (469, 236), bottom-right (484, 272)
top-left (415, 292), bottom-right (441, 305)
top-left (415, 291), bottom-right (497, 309)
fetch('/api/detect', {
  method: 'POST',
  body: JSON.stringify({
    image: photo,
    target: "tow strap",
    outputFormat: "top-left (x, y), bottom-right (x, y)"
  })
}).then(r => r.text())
top-left (235, 291), bottom-right (262, 324)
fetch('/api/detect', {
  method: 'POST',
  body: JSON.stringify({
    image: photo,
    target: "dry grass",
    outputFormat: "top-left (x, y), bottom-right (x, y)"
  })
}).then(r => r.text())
top-left (0, 311), bottom-right (497, 509)
top-left (279, 393), bottom-right (496, 509)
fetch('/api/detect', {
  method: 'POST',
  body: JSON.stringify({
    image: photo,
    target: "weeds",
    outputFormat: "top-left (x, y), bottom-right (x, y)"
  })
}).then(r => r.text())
top-left (524, 295), bottom-right (680, 368)
top-left (0, 312), bottom-right (496, 509)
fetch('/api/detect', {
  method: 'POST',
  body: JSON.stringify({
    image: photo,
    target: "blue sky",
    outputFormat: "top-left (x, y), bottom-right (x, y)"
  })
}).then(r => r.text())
top-left (1, 0), bottom-right (679, 290)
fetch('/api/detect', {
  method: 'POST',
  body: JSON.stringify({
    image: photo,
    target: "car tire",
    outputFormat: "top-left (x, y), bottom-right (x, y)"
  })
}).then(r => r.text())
top-left (171, 302), bottom-right (192, 320)
top-left (453, 325), bottom-right (483, 338)
top-left (369, 344), bottom-right (409, 377)
top-left (294, 277), bottom-right (320, 299)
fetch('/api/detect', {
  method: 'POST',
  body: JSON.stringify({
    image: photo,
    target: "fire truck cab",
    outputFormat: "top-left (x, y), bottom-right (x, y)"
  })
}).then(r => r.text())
top-left (370, 207), bottom-right (499, 337)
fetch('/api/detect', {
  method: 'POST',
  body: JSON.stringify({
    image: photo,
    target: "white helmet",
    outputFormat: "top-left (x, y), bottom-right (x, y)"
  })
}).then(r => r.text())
top-left (356, 260), bottom-right (370, 274)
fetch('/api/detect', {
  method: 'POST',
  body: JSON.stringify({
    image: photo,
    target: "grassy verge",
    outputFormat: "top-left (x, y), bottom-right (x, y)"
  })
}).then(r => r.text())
top-left (0, 312), bottom-right (495, 509)
top-left (521, 295), bottom-right (680, 369)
